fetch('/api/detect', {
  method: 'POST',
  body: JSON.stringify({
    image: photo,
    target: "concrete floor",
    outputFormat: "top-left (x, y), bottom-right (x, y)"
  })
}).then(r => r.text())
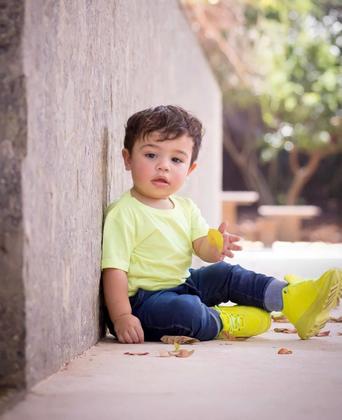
top-left (2, 247), bottom-right (342, 420)
top-left (2, 307), bottom-right (342, 420)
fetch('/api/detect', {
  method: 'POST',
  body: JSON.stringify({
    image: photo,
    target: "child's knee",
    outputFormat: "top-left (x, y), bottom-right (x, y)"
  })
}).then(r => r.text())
top-left (171, 295), bottom-right (218, 338)
top-left (171, 294), bottom-right (203, 318)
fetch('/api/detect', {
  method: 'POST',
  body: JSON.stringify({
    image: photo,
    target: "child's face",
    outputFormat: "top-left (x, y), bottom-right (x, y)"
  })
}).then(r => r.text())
top-left (122, 131), bottom-right (196, 201)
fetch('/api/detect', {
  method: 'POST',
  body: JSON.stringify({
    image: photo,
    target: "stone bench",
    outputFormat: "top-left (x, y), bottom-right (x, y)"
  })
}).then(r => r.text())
top-left (221, 191), bottom-right (259, 227)
top-left (257, 205), bottom-right (322, 244)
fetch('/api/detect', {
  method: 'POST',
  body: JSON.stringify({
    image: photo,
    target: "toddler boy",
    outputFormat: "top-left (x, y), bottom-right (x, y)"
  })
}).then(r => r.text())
top-left (101, 105), bottom-right (341, 344)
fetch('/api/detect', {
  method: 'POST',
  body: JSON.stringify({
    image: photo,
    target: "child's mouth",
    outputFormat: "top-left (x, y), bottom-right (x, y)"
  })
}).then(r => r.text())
top-left (152, 178), bottom-right (169, 187)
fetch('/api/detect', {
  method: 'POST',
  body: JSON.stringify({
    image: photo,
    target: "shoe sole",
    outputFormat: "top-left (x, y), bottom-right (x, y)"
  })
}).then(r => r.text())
top-left (296, 269), bottom-right (342, 339)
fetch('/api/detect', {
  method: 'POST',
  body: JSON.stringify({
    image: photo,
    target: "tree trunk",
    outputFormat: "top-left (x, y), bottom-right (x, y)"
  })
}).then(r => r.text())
top-left (286, 149), bottom-right (322, 205)
top-left (223, 130), bottom-right (274, 204)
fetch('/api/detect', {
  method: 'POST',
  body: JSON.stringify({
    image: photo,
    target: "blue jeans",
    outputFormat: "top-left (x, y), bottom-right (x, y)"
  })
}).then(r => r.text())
top-left (105, 262), bottom-right (275, 341)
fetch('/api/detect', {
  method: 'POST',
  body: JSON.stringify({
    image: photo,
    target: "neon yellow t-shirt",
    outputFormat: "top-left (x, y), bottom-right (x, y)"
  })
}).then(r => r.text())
top-left (101, 190), bottom-right (209, 296)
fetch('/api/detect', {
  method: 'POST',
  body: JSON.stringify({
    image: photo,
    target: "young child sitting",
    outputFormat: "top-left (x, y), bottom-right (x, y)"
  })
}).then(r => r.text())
top-left (101, 105), bottom-right (341, 344)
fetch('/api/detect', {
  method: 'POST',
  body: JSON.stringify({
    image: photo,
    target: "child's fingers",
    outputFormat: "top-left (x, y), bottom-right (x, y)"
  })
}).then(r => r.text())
top-left (215, 225), bottom-right (242, 259)
top-left (128, 328), bottom-right (140, 344)
top-left (122, 332), bottom-right (133, 344)
top-left (127, 325), bottom-right (144, 343)
top-left (218, 221), bottom-right (228, 234)
top-left (228, 233), bottom-right (241, 242)
top-left (230, 243), bottom-right (242, 251)
top-left (222, 232), bottom-right (229, 249)
top-left (221, 249), bottom-right (234, 259)
top-left (223, 234), bottom-right (241, 249)
top-left (136, 326), bottom-right (145, 343)
top-left (221, 238), bottom-right (242, 259)
top-left (117, 329), bottom-right (136, 344)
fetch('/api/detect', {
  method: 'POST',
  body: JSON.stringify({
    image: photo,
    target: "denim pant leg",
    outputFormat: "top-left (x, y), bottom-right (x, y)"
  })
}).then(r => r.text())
top-left (130, 287), bottom-right (222, 342)
top-left (186, 261), bottom-right (275, 310)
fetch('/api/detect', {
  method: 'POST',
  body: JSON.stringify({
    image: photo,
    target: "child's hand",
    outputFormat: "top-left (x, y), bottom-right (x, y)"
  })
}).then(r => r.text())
top-left (114, 314), bottom-right (144, 344)
top-left (217, 222), bottom-right (242, 260)
top-left (194, 222), bottom-right (242, 263)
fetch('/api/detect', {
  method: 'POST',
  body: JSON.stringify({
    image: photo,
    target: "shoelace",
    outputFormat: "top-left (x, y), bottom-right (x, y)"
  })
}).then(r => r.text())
top-left (222, 311), bottom-right (243, 333)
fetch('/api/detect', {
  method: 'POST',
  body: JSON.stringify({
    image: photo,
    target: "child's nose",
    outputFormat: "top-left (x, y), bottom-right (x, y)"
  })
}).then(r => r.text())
top-left (156, 158), bottom-right (170, 171)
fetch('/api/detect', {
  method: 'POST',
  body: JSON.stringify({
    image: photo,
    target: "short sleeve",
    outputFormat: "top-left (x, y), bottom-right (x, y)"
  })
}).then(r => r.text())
top-left (189, 200), bottom-right (209, 241)
top-left (101, 206), bottom-right (136, 271)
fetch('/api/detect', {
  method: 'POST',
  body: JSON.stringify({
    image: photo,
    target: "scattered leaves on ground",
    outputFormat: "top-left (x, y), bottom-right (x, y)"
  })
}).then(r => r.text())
top-left (160, 335), bottom-right (200, 344)
top-left (219, 331), bottom-right (248, 341)
top-left (159, 350), bottom-right (171, 357)
top-left (278, 348), bottom-right (293, 355)
top-left (124, 352), bottom-right (149, 356)
top-left (315, 330), bottom-right (330, 337)
top-left (158, 343), bottom-right (195, 358)
top-left (170, 349), bottom-right (195, 358)
top-left (274, 327), bottom-right (297, 334)
top-left (271, 314), bottom-right (289, 323)
top-left (273, 328), bottom-right (331, 336)
top-left (329, 316), bottom-right (342, 323)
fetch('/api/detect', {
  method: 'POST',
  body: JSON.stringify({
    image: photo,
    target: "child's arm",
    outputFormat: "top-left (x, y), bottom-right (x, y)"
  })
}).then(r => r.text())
top-left (103, 268), bottom-right (144, 344)
top-left (193, 222), bottom-right (242, 263)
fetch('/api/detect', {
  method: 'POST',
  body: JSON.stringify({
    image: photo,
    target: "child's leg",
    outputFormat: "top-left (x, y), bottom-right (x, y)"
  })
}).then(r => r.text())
top-left (185, 262), bottom-right (278, 338)
top-left (188, 262), bottom-right (342, 339)
top-left (187, 261), bottom-right (284, 310)
top-left (130, 289), bottom-right (222, 341)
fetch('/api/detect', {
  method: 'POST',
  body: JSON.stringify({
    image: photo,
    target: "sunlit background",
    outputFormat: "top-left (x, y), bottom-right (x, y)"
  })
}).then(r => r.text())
top-left (182, 0), bottom-right (342, 246)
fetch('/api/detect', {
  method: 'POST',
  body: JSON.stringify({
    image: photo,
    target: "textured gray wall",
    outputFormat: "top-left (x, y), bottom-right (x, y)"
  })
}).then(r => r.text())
top-left (2, 0), bottom-right (221, 390)
top-left (0, 0), bottom-right (26, 391)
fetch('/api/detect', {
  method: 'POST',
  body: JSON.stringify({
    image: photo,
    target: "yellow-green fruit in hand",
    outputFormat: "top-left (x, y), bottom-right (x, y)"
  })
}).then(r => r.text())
top-left (208, 228), bottom-right (223, 252)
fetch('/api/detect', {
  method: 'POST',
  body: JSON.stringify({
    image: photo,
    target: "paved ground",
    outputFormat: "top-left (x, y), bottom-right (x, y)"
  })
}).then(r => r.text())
top-left (2, 245), bottom-right (342, 420)
top-left (2, 305), bottom-right (342, 420)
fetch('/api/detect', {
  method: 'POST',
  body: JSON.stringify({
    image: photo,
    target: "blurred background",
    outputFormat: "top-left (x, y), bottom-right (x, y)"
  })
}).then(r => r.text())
top-left (182, 0), bottom-right (342, 245)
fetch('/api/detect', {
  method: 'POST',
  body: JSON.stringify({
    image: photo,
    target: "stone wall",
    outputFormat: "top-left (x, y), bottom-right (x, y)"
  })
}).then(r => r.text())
top-left (0, 0), bottom-right (26, 392)
top-left (1, 0), bottom-right (221, 391)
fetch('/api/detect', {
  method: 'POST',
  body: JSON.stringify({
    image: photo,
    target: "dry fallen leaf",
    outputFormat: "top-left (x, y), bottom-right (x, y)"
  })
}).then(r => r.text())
top-left (174, 349), bottom-right (195, 358)
top-left (174, 342), bottom-right (180, 352)
top-left (315, 330), bottom-right (330, 337)
top-left (124, 352), bottom-right (149, 356)
top-left (159, 350), bottom-right (171, 358)
top-left (208, 228), bottom-right (223, 252)
top-left (219, 331), bottom-right (248, 341)
top-left (329, 316), bottom-right (342, 323)
top-left (162, 349), bottom-right (195, 358)
top-left (278, 348), bottom-right (293, 355)
top-left (158, 342), bottom-right (195, 358)
top-left (271, 315), bottom-right (289, 323)
top-left (337, 332), bottom-right (342, 336)
top-left (274, 327), bottom-right (297, 334)
top-left (160, 335), bottom-right (199, 344)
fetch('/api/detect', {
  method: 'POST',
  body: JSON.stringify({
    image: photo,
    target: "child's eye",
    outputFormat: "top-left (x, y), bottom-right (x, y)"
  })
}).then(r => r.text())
top-left (145, 153), bottom-right (156, 159)
top-left (172, 157), bottom-right (183, 164)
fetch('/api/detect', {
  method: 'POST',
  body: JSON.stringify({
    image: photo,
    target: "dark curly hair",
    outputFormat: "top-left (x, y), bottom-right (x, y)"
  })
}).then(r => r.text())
top-left (124, 105), bottom-right (203, 164)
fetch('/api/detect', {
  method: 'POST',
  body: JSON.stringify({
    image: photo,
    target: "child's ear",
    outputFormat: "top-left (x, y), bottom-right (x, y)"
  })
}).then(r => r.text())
top-left (187, 162), bottom-right (197, 175)
top-left (122, 148), bottom-right (131, 170)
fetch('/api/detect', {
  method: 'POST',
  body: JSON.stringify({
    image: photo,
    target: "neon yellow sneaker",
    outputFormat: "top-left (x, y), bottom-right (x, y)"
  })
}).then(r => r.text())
top-left (214, 305), bottom-right (271, 339)
top-left (282, 269), bottom-right (342, 340)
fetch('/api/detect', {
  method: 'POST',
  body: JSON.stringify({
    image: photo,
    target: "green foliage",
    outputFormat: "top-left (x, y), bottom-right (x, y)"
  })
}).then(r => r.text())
top-left (186, 0), bottom-right (342, 203)
top-left (244, 0), bottom-right (342, 158)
